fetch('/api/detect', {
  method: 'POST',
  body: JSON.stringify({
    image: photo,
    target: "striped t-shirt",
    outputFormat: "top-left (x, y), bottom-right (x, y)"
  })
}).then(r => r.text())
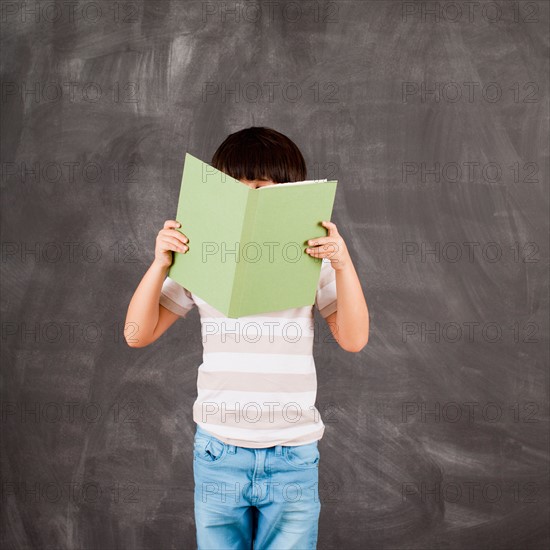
top-left (159, 258), bottom-right (338, 448)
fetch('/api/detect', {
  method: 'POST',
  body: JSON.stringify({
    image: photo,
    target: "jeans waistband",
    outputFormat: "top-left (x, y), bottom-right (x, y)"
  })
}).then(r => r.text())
top-left (195, 424), bottom-right (285, 456)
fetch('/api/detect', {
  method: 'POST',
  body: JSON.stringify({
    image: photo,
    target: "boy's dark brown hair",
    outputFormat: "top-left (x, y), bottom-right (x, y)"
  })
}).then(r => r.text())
top-left (211, 127), bottom-right (307, 183)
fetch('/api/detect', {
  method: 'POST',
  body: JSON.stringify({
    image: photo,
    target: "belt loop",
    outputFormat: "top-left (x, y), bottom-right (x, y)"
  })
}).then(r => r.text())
top-left (275, 444), bottom-right (283, 456)
top-left (227, 443), bottom-right (237, 454)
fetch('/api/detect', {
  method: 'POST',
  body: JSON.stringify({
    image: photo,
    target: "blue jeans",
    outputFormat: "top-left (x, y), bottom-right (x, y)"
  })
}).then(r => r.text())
top-left (193, 424), bottom-right (321, 549)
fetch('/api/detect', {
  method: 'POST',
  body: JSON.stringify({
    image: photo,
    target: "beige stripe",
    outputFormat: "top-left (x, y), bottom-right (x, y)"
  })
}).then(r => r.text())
top-left (316, 280), bottom-right (337, 307)
top-left (200, 318), bottom-right (314, 338)
top-left (159, 295), bottom-right (192, 318)
top-left (194, 389), bottom-right (317, 409)
top-left (197, 370), bottom-right (317, 393)
top-left (319, 300), bottom-right (337, 319)
top-left (193, 403), bottom-right (320, 427)
top-left (202, 334), bottom-right (314, 354)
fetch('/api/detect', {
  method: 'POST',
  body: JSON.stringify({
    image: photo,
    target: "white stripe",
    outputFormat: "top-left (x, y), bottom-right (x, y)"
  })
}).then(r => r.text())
top-left (193, 295), bottom-right (314, 313)
top-left (316, 280), bottom-right (337, 310)
top-left (196, 420), bottom-right (323, 441)
top-left (200, 353), bottom-right (315, 374)
top-left (195, 389), bottom-right (318, 408)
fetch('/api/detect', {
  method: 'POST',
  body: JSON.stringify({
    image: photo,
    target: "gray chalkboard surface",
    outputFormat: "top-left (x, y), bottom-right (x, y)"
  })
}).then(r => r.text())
top-left (1, 1), bottom-right (548, 549)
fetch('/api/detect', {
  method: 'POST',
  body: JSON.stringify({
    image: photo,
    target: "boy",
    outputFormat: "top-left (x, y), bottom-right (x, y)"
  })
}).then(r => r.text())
top-left (125, 127), bottom-right (369, 549)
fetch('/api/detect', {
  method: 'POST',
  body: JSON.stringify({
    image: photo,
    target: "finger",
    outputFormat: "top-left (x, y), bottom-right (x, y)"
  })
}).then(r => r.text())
top-left (307, 242), bottom-right (340, 255)
top-left (163, 219), bottom-right (181, 230)
top-left (306, 236), bottom-right (336, 247)
top-left (160, 236), bottom-right (188, 252)
top-left (305, 246), bottom-right (337, 258)
top-left (164, 228), bottom-right (189, 244)
top-left (321, 220), bottom-right (338, 236)
top-left (306, 250), bottom-right (334, 260)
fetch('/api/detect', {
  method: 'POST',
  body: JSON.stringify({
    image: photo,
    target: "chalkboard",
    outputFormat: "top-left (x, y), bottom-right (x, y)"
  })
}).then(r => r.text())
top-left (1, 1), bottom-right (548, 549)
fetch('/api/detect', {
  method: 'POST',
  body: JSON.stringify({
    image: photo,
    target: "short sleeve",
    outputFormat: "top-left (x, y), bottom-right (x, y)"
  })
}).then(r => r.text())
top-left (159, 276), bottom-right (196, 318)
top-left (314, 258), bottom-right (338, 318)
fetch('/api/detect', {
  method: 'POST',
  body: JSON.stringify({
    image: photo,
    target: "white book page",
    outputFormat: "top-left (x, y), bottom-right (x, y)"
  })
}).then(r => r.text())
top-left (257, 178), bottom-right (329, 189)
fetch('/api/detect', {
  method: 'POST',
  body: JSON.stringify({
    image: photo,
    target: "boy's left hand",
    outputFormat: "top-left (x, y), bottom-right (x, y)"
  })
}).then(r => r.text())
top-left (305, 220), bottom-right (351, 272)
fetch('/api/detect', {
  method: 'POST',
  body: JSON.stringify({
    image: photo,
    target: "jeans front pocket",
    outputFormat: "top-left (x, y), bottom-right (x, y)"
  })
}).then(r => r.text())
top-left (193, 432), bottom-right (228, 465)
top-left (283, 441), bottom-right (320, 469)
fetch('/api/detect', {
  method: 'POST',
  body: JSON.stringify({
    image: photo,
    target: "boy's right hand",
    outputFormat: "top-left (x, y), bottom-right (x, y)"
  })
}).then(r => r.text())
top-left (154, 220), bottom-right (189, 268)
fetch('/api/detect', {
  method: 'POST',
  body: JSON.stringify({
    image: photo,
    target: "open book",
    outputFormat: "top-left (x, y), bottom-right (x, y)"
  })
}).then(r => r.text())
top-left (167, 153), bottom-right (338, 318)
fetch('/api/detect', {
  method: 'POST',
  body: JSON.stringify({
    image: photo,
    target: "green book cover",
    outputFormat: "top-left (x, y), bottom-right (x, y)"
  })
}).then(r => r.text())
top-left (167, 153), bottom-right (338, 318)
